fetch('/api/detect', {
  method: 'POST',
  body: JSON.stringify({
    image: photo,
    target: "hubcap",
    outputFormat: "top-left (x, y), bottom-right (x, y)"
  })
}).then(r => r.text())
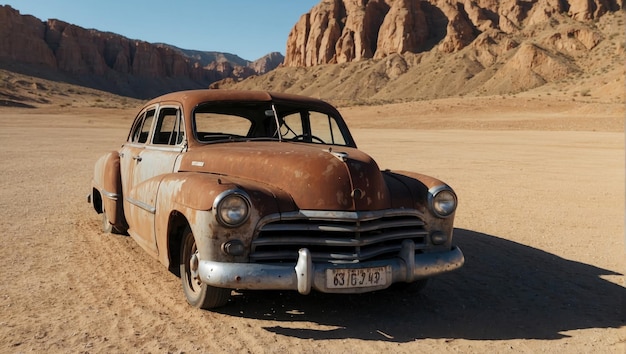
top-left (190, 251), bottom-right (200, 282)
top-left (189, 250), bottom-right (202, 292)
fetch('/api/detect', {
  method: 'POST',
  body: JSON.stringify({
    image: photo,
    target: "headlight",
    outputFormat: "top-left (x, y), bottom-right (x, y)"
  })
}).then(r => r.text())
top-left (429, 186), bottom-right (457, 218)
top-left (214, 190), bottom-right (251, 227)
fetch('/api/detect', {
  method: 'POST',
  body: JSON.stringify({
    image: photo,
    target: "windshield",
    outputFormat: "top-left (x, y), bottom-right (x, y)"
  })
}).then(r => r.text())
top-left (193, 101), bottom-right (351, 146)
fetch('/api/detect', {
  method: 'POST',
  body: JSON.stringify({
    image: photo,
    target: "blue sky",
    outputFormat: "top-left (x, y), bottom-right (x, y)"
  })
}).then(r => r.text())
top-left (2, 1), bottom-right (320, 61)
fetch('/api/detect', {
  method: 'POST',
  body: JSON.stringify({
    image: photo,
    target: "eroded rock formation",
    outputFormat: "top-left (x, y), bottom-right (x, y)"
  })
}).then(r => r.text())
top-left (0, 5), bottom-right (282, 98)
top-left (284, 0), bottom-right (623, 67)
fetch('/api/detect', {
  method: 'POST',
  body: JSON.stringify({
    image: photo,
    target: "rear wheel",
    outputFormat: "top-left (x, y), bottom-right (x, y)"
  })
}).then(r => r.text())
top-left (180, 227), bottom-right (231, 309)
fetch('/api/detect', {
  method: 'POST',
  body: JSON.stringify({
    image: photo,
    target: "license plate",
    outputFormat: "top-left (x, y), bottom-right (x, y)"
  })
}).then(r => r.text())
top-left (326, 266), bottom-right (388, 289)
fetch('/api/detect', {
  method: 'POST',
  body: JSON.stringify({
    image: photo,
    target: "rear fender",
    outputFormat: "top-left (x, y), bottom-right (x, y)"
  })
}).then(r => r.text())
top-left (93, 151), bottom-right (126, 230)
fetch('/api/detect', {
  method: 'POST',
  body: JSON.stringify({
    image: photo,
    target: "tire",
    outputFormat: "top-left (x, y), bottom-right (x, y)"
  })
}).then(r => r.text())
top-left (180, 227), bottom-right (231, 309)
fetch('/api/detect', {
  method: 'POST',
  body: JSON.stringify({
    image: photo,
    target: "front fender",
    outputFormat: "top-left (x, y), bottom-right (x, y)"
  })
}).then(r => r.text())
top-left (386, 170), bottom-right (456, 249)
top-left (153, 173), bottom-right (269, 267)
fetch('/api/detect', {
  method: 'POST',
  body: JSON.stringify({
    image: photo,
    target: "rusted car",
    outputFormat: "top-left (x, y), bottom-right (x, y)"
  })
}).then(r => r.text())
top-left (89, 89), bottom-right (464, 309)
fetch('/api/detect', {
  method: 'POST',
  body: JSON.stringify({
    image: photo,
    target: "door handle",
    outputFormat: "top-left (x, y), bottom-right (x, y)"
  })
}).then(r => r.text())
top-left (132, 155), bottom-right (142, 162)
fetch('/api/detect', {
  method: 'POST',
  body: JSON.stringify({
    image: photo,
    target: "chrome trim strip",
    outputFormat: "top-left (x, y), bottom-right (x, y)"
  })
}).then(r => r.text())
top-left (259, 218), bottom-right (425, 233)
top-left (258, 208), bottom-right (425, 226)
top-left (252, 229), bottom-right (427, 248)
top-left (126, 197), bottom-right (156, 214)
top-left (101, 189), bottom-right (120, 201)
top-left (144, 144), bottom-right (185, 152)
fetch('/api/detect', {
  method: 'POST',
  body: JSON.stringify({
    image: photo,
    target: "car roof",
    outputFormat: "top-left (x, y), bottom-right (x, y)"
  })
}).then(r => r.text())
top-left (144, 89), bottom-right (339, 113)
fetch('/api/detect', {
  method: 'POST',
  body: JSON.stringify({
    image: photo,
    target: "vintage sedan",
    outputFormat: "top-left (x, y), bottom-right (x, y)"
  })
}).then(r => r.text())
top-left (89, 89), bottom-right (464, 309)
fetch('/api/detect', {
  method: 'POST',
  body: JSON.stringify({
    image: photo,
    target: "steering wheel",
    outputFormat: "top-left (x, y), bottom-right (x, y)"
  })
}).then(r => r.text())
top-left (291, 134), bottom-right (326, 144)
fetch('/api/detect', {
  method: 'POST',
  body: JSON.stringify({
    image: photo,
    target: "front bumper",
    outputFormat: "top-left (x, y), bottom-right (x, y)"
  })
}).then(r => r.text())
top-left (198, 240), bottom-right (464, 294)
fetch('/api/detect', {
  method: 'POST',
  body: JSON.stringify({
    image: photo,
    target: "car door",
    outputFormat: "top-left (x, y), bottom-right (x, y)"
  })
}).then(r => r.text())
top-left (120, 107), bottom-right (155, 207)
top-left (121, 105), bottom-right (186, 255)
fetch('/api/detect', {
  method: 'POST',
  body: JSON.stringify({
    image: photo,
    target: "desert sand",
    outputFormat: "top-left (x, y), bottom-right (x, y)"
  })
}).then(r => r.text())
top-left (0, 96), bottom-right (624, 353)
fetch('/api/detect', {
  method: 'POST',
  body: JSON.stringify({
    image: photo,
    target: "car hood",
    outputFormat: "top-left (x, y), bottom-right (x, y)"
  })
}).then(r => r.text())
top-left (178, 142), bottom-right (414, 211)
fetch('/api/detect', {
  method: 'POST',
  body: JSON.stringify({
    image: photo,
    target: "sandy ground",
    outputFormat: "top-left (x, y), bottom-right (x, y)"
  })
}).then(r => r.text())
top-left (0, 97), bottom-right (624, 353)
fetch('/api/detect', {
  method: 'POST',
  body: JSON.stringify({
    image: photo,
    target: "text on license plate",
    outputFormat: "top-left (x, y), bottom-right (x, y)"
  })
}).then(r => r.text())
top-left (326, 266), bottom-right (388, 289)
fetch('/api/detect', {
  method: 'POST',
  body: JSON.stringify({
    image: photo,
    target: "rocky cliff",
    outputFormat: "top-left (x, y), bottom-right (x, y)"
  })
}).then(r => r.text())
top-left (224, 0), bottom-right (623, 104)
top-left (284, 0), bottom-right (624, 67)
top-left (0, 5), bottom-right (283, 98)
top-left (1, 2), bottom-right (623, 104)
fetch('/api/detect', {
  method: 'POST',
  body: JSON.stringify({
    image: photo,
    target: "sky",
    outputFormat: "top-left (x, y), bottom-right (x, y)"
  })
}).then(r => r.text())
top-left (1, 1), bottom-right (320, 61)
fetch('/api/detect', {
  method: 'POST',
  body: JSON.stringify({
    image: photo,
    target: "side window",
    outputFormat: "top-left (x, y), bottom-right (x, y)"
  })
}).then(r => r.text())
top-left (137, 109), bottom-right (155, 144)
top-left (128, 111), bottom-right (146, 143)
top-left (153, 107), bottom-right (184, 145)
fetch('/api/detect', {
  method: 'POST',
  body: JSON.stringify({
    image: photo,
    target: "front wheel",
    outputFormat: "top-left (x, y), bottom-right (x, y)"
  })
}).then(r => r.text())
top-left (180, 227), bottom-right (231, 309)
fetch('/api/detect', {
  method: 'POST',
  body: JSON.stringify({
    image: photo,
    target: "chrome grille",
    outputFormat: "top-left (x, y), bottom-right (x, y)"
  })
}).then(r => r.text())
top-left (250, 211), bottom-right (428, 263)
